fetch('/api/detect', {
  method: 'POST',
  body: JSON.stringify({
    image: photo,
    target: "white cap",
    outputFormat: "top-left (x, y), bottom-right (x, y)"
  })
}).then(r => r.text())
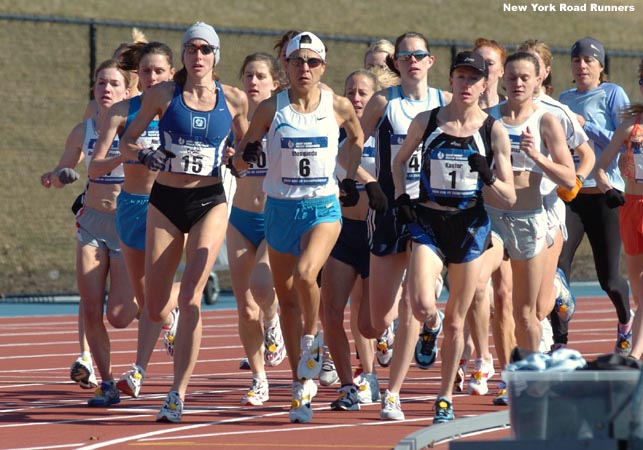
top-left (182, 22), bottom-right (221, 65)
top-left (285, 32), bottom-right (326, 61)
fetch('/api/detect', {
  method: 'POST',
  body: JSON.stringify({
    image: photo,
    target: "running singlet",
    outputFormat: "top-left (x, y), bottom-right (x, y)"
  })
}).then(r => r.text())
top-left (335, 135), bottom-right (376, 191)
top-left (82, 118), bottom-right (124, 184)
top-left (263, 89), bottom-right (340, 199)
top-left (376, 85), bottom-right (446, 200)
top-left (124, 95), bottom-right (160, 165)
top-left (419, 108), bottom-right (495, 209)
top-left (159, 81), bottom-right (232, 177)
top-left (487, 104), bottom-right (547, 174)
top-left (622, 114), bottom-right (643, 183)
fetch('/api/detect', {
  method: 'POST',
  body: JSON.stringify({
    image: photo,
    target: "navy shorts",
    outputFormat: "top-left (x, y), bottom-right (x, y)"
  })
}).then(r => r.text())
top-left (330, 217), bottom-right (370, 278)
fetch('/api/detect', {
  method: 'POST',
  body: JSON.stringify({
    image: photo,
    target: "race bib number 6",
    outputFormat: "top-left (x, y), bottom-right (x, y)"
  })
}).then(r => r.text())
top-left (280, 136), bottom-right (328, 186)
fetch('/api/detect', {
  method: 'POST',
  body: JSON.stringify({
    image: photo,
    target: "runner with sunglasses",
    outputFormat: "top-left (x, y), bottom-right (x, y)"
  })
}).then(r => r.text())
top-left (119, 22), bottom-right (248, 423)
top-left (357, 32), bottom-right (450, 421)
top-left (233, 31), bottom-right (363, 424)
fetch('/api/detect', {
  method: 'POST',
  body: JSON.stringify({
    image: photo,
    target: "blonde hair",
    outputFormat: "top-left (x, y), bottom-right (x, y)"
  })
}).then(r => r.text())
top-left (370, 65), bottom-right (400, 89)
top-left (364, 39), bottom-right (395, 66)
top-left (517, 39), bottom-right (552, 69)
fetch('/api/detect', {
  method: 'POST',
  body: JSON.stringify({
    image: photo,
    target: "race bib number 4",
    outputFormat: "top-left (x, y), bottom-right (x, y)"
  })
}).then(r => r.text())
top-left (430, 148), bottom-right (478, 198)
top-left (280, 136), bottom-right (328, 186)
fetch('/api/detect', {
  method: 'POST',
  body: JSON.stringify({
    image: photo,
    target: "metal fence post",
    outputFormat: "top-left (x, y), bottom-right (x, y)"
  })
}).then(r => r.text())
top-left (89, 20), bottom-right (96, 100)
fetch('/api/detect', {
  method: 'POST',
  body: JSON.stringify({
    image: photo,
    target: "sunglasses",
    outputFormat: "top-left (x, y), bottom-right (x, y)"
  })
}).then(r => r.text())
top-left (395, 51), bottom-right (430, 62)
top-left (287, 56), bottom-right (324, 68)
top-left (639, 78), bottom-right (643, 86)
top-left (184, 44), bottom-right (217, 56)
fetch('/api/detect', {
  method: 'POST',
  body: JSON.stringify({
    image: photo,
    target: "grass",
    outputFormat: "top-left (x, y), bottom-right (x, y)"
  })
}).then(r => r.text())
top-left (0, 0), bottom-right (641, 293)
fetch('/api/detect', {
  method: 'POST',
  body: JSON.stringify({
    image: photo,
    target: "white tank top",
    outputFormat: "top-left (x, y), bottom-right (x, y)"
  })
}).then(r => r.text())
top-left (488, 104), bottom-right (548, 174)
top-left (335, 135), bottom-right (376, 190)
top-left (263, 89), bottom-right (340, 199)
top-left (82, 118), bottom-right (124, 184)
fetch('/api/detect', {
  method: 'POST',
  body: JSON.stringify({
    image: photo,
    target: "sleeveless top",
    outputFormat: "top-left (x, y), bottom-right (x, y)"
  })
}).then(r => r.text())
top-left (487, 104), bottom-right (547, 174)
top-left (376, 85), bottom-right (446, 200)
top-left (263, 89), bottom-right (340, 199)
top-left (123, 95), bottom-right (160, 166)
top-left (419, 107), bottom-right (495, 209)
top-left (622, 113), bottom-right (643, 182)
top-left (82, 118), bottom-right (124, 184)
top-left (335, 133), bottom-right (376, 191)
top-left (159, 81), bottom-right (232, 177)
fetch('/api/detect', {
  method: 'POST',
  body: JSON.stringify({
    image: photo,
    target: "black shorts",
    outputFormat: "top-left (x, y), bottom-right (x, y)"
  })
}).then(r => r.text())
top-left (330, 217), bottom-right (370, 278)
top-left (367, 206), bottom-right (411, 257)
top-left (149, 182), bottom-right (226, 233)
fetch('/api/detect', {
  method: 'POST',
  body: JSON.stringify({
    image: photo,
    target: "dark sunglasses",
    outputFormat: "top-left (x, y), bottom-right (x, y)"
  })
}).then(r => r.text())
top-left (395, 51), bottom-right (430, 62)
top-left (184, 44), bottom-right (217, 56)
top-left (639, 78), bottom-right (643, 86)
top-left (287, 56), bottom-right (324, 68)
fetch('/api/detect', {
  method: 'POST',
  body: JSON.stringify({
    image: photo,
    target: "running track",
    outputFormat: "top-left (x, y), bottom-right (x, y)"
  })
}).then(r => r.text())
top-left (0, 296), bottom-right (624, 449)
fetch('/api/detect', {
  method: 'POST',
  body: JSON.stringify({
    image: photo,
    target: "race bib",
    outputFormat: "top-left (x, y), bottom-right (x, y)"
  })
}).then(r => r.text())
top-left (391, 134), bottom-right (421, 197)
top-left (165, 133), bottom-right (217, 176)
top-left (429, 148), bottom-right (478, 198)
top-left (280, 136), bottom-right (328, 186)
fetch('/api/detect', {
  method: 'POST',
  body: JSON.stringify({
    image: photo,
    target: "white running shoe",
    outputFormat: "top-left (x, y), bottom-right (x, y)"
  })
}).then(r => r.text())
top-left (330, 384), bottom-right (360, 411)
top-left (376, 323), bottom-right (395, 367)
top-left (356, 372), bottom-right (381, 404)
top-left (116, 364), bottom-right (145, 398)
top-left (289, 380), bottom-right (318, 423)
top-left (539, 318), bottom-right (554, 354)
top-left (467, 357), bottom-right (495, 396)
top-left (264, 318), bottom-right (286, 366)
top-left (241, 378), bottom-right (269, 406)
top-left (380, 389), bottom-right (404, 420)
top-left (156, 391), bottom-right (183, 423)
top-left (70, 355), bottom-right (98, 390)
top-left (297, 333), bottom-right (323, 380)
top-left (454, 358), bottom-right (467, 393)
top-left (319, 349), bottom-right (339, 386)
top-left (162, 307), bottom-right (179, 358)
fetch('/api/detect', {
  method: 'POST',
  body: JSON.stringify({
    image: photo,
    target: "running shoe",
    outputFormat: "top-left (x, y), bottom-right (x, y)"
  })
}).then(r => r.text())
top-left (376, 323), bottom-right (395, 367)
top-left (433, 396), bottom-right (454, 424)
top-left (330, 384), bottom-right (360, 411)
top-left (415, 309), bottom-right (444, 370)
top-left (319, 349), bottom-right (339, 386)
top-left (239, 358), bottom-right (251, 370)
top-left (454, 358), bottom-right (467, 393)
top-left (116, 363), bottom-right (145, 398)
top-left (493, 381), bottom-right (509, 406)
top-left (297, 332), bottom-right (323, 380)
top-left (156, 391), bottom-right (183, 423)
top-left (616, 310), bottom-right (635, 356)
top-left (264, 317), bottom-right (286, 366)
top-left (356, 372), bottom-right (381, 404)
top-left (162, 307), bottom-right (179, 358)
top-left (87, 380), bottom-right (120, 407)
top-left (289, 379), bottom-right (318, 424)
top-left (241, 377), bottom-right (269, 406)
top-left (554, 268), bottom-right (576, 323)
top-left (380, 389), bottom-right (404, 420)
top-left (70, 355), bottom-right (98, 390)
top-left (467, 357), bottom-right (495, 396)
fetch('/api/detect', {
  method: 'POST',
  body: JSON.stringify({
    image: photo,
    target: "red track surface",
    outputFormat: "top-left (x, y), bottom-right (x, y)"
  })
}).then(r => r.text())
top-left (0, 296), bottom-right (623, 449)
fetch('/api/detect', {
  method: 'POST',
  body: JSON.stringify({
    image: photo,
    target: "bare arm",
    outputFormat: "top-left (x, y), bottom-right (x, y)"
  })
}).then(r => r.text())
top-left (88, 100), bottom-right (128, 179)
top-left (528, 113), bottom-right (576, 189)
top-left (392, 111), bottom-right (428, 199)
top-left (41, 123), bottom-right (85, 189)
top-left (222, 84), bottom-right (249, 149)
top-left (484, 122), bottom-right (516, 207)
top-left (231, 96), bottom-right (275, 171)
top-left (335, 95), bottom-right (363, 181)
top-left (119, 81), bottom-right (173, 161)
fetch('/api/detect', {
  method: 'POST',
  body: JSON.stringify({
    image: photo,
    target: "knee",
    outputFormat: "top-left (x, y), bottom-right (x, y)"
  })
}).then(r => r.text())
top-left (249, 281), bottom-right (274, 305)
top-left (238, 302), bottom-right (261, 324)
top-left (106, 307), bottom-right (134, 329)
top-left (293, 266), bottom-right (319, 291)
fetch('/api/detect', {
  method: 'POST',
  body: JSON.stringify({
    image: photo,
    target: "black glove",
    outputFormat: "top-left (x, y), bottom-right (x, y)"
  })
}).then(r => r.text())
top-left (468, 153), bottom-right (495, 186)
top-left (137, 148), bottom-right (175, 171)
top-left (242, 140), bottom-right (263, 164)
top-left (364, 181), bottom-right (388, 214)
top-left (339, 178), bottom-right (359, 207)
top-left (605, 188), bottom-right (626, 208)
top-left (395, 193), bottom-right (416, 225)
top-left (57, 168), bottom-right (79, 185)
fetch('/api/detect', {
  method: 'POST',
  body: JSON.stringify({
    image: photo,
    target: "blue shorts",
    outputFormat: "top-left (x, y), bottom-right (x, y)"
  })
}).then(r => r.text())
top-left (76, 206), bottom-right (121, 258)
top-left (330, 217), bottom-right (370, 278)
top-left (367, 206), bottom-right (411, 256)
top-left (265, 195), bottom-right (341, 256)
top-left (229, 206), bottom-right (265, 248)
top-left (116, 190), bottom-right (149, 251)
top-left (408, 203), bottom-right (491, 264)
